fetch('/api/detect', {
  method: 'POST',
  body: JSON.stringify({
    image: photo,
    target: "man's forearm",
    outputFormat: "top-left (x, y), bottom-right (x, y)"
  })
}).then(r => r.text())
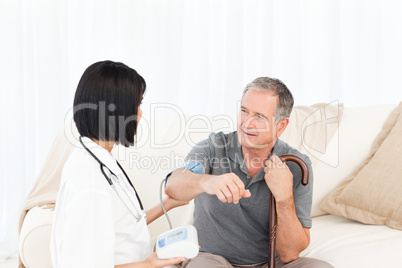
top-left (275, 196), bottom-right (310, 263)
top-left (166, 169), bottom-right (251, 203)
top-left (165, 168), bottom-right (210, 201)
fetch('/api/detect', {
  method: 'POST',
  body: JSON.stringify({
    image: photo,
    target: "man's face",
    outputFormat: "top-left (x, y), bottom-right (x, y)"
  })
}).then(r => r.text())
top-left (237, 89), bottom-right (279, 149)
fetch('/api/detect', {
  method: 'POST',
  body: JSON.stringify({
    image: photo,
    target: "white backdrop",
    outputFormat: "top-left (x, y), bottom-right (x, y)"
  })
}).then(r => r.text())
top-left (1, 0), bottom-right (402, 260)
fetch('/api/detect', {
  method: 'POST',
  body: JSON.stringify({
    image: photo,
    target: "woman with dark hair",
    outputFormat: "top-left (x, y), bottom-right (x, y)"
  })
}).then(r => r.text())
top-left (51, 61), bottom-right (187, 267)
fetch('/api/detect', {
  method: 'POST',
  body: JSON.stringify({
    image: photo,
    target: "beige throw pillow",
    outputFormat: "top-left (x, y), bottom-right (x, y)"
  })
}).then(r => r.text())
top-left (320, 102), bottom-right (402, 230)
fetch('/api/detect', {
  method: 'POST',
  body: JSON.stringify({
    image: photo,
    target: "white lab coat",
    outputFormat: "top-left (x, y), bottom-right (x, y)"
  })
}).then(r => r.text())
top-left (50, 137), bottom-right (152, 267)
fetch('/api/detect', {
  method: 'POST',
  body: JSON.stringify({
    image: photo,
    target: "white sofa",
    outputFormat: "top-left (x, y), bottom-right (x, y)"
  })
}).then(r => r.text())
top-left (19, 103), bottom-right (402, 268)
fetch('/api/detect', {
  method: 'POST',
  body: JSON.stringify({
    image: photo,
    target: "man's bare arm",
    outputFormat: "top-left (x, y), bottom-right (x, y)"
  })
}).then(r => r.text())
top-left (275, 197), bottom-right (310, 263)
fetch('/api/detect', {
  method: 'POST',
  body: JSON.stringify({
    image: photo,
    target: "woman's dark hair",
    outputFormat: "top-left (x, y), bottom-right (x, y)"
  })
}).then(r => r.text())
top-left (73, 60), bottom-right (146, 147)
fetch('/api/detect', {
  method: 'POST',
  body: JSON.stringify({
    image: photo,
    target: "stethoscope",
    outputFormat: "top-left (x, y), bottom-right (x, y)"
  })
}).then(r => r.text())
top-left (79, 136), bottom-right (145, 222)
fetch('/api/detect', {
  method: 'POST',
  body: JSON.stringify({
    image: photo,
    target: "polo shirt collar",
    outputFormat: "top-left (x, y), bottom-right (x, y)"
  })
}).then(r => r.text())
top-left (270, 138), bottom-right (286, 158)
top-left (78, 136), bottom-right (123, 176)
top-left (228, 132), bottom-right (244, 164)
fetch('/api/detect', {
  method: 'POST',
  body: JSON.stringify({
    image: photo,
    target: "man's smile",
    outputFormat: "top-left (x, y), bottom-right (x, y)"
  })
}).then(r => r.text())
top-left (241, 127), bottom-right (258, 137)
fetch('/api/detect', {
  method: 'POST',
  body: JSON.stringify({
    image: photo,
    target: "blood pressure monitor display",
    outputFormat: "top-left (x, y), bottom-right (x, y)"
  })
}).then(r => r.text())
top-left (167, 230), bottom-right (184, 240)
top-left (158, 228), bottom-right (188, 248)
top-left (156, 225), bottom-right (199, 259)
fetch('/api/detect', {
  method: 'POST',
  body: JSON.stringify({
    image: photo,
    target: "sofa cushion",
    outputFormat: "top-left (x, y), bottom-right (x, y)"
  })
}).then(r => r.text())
top-left (280, 102), bottom-right (343, 169)
top-left (311, 104), bottom-right (397, 217)
top-left (320, 102), bottom-right (402, 230)
top-left (301, 214), bottom-right (402, 267)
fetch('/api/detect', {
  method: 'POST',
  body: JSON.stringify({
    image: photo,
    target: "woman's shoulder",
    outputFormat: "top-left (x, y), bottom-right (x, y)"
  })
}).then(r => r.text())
top-left (61, 148), bottom-right (110, 193)
top-left (64, 147), bottom-right (95, 173)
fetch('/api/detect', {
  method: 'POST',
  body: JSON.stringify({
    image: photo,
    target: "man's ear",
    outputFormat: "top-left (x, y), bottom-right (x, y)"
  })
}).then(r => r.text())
top-left (276, 118), bottom-right (289, 137)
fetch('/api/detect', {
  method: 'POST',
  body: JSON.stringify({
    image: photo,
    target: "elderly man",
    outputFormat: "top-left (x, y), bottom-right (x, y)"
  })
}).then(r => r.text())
top-left (165, 77), bottom-right (333, 268)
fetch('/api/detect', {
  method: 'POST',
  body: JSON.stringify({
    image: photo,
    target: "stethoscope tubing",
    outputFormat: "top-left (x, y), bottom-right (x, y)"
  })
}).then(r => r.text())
top-left (79, 136), bottom-right (144, 222)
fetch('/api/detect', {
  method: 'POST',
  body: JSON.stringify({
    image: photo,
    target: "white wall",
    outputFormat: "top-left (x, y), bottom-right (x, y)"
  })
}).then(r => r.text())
top-left (1, 0), bottom-right (402, 259)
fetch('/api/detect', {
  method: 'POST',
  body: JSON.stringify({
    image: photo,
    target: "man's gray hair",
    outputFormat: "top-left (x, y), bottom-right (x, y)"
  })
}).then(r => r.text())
top-left (241, 77), bottom-right (294, 123)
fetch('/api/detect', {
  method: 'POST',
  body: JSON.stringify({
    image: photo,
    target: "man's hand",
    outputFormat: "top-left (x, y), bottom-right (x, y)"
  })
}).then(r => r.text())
top-left (264, 155), bottom-right (293, 203)
top-left (200, 173), bottom-right (251, 204)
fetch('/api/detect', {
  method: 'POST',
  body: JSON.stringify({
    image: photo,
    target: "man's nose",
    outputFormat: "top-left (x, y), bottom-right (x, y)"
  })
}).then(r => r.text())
top-left (242, 115), bottom-right (256, 128)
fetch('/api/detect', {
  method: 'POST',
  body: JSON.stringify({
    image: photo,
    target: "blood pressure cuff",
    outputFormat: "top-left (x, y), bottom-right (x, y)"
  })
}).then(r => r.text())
top-left (165, 160), bottom-right (205, 182)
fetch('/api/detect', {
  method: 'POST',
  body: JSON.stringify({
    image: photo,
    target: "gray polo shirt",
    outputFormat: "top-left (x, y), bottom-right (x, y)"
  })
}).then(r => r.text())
top-left (185, 131), bottom-right (313, 265)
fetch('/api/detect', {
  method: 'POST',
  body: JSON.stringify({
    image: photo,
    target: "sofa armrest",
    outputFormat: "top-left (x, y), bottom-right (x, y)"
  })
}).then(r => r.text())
top-left (19, 206), bottom-right (54, 268)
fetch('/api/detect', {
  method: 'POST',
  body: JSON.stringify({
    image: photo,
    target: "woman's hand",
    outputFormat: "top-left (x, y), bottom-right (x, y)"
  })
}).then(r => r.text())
top-left (163, 197), bottom-right (189, 211)
top-left (115, 252), bottom-right (185, 268)
top-left (146, 252), bottom-right (185, 268)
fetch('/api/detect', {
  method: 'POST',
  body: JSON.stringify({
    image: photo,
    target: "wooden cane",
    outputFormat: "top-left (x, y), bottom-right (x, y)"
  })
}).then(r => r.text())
top-left (268, 154), bottom-right (309, 268)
